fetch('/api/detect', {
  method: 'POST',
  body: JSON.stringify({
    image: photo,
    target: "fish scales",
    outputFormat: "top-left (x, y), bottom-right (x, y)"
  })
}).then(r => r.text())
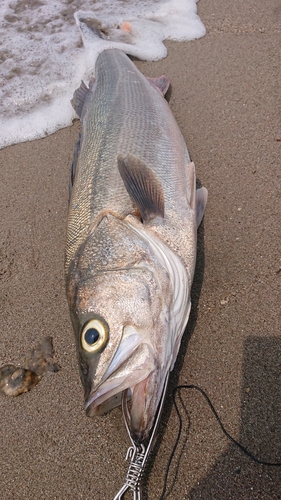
top-left (65, 48), bottom-right (207, 443)
top-left (66, 49), bottom-right (192, 269)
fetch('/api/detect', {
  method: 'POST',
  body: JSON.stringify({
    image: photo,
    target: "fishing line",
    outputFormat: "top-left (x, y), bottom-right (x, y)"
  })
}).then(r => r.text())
top-left (159, 384), bottom-right (281, 500)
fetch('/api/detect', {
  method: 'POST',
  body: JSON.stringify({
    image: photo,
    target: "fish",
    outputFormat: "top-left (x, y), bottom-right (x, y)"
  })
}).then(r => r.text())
top-left (65, 48), bottom-right (207, 443)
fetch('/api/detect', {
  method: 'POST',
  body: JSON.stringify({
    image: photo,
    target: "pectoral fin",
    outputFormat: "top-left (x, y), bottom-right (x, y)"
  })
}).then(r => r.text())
top-left (117, 155), bottom-right (164, 223)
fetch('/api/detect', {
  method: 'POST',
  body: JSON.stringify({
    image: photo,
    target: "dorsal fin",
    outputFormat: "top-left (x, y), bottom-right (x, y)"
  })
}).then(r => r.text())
top-left (147, 76), bottom-right (170, 96)
top-left (71, 78), bottom-right (95, 117)
top-left (69, 133), bottom-right (81, 203)
top-left (117, 155), bottom-right (164, 223)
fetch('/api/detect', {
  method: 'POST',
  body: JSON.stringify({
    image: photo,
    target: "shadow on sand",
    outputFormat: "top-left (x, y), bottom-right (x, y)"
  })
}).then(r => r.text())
top-left (146, 336), bottom-right (281, 499)
top-left (186, 336), bottom-right (281, 500)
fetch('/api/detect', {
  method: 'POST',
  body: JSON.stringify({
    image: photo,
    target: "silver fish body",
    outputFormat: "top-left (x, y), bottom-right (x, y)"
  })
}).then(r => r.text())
top-left (65, 49), bottom-right (207, 442)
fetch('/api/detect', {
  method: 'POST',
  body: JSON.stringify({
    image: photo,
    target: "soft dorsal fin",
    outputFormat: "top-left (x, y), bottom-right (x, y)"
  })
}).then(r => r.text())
top-left (71, 78), bottom-right (95, 117)
top-left (117, 155), bottom-right (164, 223)
top-left (147, 76), bottom-right (170, 96)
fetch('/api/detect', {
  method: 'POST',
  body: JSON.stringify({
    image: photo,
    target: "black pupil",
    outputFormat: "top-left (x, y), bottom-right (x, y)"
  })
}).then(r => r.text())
top-left (85, 328), bottom-right (99, 345)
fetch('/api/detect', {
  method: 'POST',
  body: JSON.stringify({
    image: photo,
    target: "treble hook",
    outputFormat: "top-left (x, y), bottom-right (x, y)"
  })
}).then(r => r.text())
top-left (113, 374), bottom-right (169, 499)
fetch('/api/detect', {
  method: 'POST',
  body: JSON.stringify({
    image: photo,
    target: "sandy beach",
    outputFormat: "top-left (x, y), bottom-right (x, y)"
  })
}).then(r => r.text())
top-left (1, 1), bottom-right (280, 498)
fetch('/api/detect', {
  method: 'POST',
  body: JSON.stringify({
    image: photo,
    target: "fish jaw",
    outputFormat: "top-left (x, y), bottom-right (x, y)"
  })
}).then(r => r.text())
top-left (84, 337), bottom-right (165, 443)
top-left (129, 370), bottom-right (165, 443)
top-left (85, 338), bottom-right (155, 422)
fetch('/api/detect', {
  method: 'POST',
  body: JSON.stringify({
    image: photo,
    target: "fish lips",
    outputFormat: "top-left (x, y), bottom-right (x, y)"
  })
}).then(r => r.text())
top-left (85, 332), bottom-right (155, 421)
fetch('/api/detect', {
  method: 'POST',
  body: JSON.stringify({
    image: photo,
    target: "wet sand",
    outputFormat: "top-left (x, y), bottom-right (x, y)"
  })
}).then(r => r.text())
top-left (1, 1), bottom-right (280, 498)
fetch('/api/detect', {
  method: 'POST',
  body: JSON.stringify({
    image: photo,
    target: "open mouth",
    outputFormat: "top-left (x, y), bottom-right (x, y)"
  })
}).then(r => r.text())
top-left (85, 330), bottom-right (155, 417)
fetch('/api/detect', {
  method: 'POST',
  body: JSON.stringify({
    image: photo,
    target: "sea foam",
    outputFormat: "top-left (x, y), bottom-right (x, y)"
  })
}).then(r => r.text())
top-left (0, 0), bottom-right (205, 149)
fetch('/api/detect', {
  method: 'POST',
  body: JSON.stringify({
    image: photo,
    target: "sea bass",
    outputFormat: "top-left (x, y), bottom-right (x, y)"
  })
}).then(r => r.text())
top-left (65, 49), bottom-right (207, 443)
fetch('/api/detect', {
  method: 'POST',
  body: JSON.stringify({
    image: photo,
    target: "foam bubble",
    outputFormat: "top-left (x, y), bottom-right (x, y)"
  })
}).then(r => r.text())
top-left (0, 0), bottom-right (205, 149)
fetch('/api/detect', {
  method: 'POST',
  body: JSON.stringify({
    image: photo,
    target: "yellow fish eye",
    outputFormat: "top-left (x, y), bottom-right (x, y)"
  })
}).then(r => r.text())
top-left (81, 318), bottom-right (109, 353)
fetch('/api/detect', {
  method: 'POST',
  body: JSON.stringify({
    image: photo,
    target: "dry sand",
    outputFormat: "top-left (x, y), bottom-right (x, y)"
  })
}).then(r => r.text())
top-left (1, 1), bottom-right (280, 498)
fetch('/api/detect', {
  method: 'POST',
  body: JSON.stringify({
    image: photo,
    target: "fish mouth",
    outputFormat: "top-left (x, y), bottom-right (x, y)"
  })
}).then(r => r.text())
top-left (85, 328), bottom-right (155, 421)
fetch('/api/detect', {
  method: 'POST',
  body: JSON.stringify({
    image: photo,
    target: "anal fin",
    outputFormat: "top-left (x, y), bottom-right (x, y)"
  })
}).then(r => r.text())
top-left (147, 76), bottom-right (170, 96)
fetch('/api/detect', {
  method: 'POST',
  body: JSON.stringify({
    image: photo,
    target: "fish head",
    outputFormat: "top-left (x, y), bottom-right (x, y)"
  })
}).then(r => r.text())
top-left (66, 214), bottom-right (189, 442)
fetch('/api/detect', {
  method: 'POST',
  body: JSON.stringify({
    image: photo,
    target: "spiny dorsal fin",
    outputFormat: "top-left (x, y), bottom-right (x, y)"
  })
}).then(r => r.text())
top-left (117, 155), bottom-right (164, 223)
top-left (71, 78), bottom-right (95, 117)
top-left (147, 76), bottom-right (170, 96)
top-left (69, 133), bottom-right (81, 203)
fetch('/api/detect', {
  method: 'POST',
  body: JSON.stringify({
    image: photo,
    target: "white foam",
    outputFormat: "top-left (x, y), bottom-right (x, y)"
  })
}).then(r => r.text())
top-left (0, 0), bottom-right (205, 149)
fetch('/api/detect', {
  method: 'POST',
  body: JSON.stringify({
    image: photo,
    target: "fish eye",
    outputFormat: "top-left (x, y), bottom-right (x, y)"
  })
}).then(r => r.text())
top-left (81, 317), bottom-right (109, 353)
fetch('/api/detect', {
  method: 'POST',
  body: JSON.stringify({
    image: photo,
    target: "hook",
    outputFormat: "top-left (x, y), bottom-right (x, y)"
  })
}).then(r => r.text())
top-left (113, 374), bottom-right (169, 499)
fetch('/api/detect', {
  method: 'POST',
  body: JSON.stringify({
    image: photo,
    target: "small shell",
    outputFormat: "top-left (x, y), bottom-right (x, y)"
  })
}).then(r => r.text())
top-left (0, 364), bottom-right (41, 397)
